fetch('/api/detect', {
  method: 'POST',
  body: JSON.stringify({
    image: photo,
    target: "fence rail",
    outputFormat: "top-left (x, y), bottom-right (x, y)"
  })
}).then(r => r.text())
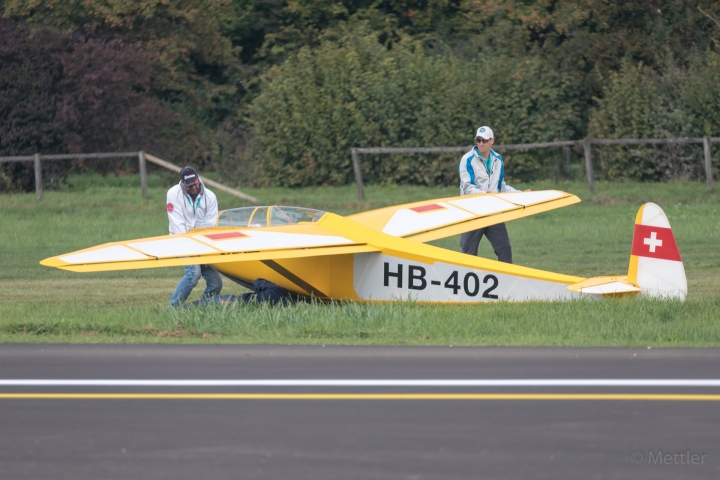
top-left (142, 153), bottom-right (256, 202)
top-left (0, 151), bottom-right (257, 202)
top-left (3, 138), bottom-right (716, 202)
top-left (351, 136), bottom-right (719, 199)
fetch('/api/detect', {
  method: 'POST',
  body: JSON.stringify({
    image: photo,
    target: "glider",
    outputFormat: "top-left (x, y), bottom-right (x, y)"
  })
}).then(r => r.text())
top-left (40, 190), bottom-right (687, 302)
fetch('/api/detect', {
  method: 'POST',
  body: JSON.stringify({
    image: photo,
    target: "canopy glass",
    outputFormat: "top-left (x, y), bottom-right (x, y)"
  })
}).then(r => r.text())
top-left (216, 206), bottom-right (326, 228)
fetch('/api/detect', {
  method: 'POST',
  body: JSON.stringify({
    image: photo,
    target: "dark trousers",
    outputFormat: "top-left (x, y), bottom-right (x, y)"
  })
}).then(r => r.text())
top-left (460, 223), bottom-right (513, 263)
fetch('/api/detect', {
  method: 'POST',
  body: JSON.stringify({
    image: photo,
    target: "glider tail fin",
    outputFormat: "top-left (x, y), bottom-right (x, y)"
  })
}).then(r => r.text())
top-left (567, 202), bottom-right (686, 299)
top-left (627, 202), bottom-right (687, 300)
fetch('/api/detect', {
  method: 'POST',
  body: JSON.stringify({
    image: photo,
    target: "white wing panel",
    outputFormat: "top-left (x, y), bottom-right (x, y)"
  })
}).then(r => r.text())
top-left (59, 245), bottom-right (149, 264)
top-left (128, 238), bottom-right (219, 258)
top-left (381, 202), bottom-right (474, 237)
top-left (448, 196), bottom-right (518, 216)
top-left (195, 231), bottom-right (354, 252)
top-left (496, 190), bottom-right (565, 206)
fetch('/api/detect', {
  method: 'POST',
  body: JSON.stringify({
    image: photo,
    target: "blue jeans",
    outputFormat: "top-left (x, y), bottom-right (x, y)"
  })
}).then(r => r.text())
top-left (169, 265), bottom-right (223, 306)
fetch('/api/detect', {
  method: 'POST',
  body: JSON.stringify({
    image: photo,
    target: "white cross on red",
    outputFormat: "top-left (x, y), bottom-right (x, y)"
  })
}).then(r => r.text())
top-left (643, 231), bottom-right (663, 252)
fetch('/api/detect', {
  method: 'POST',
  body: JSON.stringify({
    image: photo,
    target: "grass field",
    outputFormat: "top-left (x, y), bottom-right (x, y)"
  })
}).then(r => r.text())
top-left (1, 173), bottom-right (718, 346)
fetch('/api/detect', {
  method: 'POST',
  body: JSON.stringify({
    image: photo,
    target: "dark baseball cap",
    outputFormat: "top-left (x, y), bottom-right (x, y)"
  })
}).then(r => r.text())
top-left (180, 166), bottom-right (200, 187)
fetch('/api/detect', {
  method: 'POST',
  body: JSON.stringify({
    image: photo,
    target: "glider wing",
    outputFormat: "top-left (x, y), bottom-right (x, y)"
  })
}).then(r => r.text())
top-left (346, 190), bottom-right (580, 242)
top-left (40, 219), bottom-right (379, 273)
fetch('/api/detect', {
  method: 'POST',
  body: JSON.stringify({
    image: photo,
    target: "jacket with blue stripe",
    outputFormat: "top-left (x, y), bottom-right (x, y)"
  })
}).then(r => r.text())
top-left (458, 147), bottom-right (518, 195)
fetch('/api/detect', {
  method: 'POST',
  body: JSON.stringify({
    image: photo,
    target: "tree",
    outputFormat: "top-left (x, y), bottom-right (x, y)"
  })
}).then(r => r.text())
top-left (0, 19), bottom-right (198, 191)
top-left (2, 0), bottom-right (242, 126)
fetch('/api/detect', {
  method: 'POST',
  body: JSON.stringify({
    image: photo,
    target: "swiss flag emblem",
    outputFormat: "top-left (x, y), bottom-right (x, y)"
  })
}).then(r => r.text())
top-left (631, 224), bottom-right (681, 261)
top-left (166, 203), bottom-right (174, 213)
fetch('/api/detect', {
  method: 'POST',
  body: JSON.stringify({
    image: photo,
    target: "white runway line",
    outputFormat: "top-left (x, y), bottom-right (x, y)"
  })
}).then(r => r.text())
top-left (2, 379), bottom-right (720, 387)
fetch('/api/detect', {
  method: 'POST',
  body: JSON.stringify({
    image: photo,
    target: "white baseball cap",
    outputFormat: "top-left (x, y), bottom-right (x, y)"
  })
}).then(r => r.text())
top-left (475, 126), bottom-right (494, 140)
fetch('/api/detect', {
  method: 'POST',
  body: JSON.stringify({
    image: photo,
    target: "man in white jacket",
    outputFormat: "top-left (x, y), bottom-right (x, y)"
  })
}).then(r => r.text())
top-left (167, 166), bottom-right (222, 306)
top-left (458, 126), bottom-right (523, 264)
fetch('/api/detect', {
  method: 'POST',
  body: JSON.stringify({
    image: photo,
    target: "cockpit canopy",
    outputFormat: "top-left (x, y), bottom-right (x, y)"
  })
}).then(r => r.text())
top-left (216, 206), bottom-right (326, 228)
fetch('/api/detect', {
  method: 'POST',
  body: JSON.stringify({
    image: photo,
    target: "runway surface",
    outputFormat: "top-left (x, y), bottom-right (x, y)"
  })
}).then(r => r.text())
top-left (1, 344), bottom-right (719, 479)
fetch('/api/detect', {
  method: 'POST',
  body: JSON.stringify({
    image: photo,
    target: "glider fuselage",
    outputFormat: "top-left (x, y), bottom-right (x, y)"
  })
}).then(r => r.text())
top-left (212, 213), bottom-right (584, 303)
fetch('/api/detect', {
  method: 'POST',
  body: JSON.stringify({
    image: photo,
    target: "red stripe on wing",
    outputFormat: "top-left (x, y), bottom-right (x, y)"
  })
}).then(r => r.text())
top-left (410, 204), bottom-right (446, 213)
top-left (204, 232), bottom-right (248, 240)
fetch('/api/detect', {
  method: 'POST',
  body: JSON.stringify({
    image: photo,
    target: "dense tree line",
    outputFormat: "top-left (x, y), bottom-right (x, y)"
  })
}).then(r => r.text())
top-left (1, 0), bottom-right (719, 190)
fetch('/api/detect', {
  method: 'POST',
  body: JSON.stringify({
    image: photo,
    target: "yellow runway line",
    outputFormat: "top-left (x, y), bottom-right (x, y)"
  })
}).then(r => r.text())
top-left (2, 393), bottom-right (720, 401)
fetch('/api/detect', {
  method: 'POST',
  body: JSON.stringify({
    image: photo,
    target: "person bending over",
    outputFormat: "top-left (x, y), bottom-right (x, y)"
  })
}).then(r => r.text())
top-left (192, 279), bottom-right (299, 307)
top-left (167, 166), bottom-right (222, 306)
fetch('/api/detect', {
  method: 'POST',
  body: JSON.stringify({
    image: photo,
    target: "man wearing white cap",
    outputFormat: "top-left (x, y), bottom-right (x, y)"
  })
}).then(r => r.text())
top-left (458, 126), bottom-right (523, 263)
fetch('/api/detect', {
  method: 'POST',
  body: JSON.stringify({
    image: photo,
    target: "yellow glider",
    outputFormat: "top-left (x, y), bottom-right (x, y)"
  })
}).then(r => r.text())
top-left (40, 190), bottom-right (687, 302)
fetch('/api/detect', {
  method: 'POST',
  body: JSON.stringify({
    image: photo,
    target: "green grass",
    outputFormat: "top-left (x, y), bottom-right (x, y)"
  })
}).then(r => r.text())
top-left (1, 174), bottom-right (718, 345)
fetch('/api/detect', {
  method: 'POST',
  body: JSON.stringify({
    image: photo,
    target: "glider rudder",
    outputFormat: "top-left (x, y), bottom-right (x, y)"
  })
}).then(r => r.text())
top-left (627, 202), bottom-right (687, 300)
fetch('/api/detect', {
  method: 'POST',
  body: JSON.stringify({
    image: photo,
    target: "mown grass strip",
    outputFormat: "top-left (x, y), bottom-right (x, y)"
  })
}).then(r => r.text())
top-left (1, 296), bottom-right (719, 346)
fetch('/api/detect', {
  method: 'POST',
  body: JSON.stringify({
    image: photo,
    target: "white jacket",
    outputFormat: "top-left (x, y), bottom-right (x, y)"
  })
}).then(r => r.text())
top-left (459, 147), bottom-right (518, 195)
top-left (166, 181), bottom-right (218, 234)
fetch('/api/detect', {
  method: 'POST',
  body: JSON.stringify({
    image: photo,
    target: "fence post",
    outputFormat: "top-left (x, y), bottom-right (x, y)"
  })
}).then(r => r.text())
top-left (34, 153), bottom-right (42, 200)
top-left (703, 136), bottom-right (713, 192)
top-left (583, 140), bottom-right (594, 194)
top-left (138, 150), bottom-right (148, 198)
top-left (351, 148), bottom-right (365, 201)
top-left (563, 145), bottom-right (571, 180)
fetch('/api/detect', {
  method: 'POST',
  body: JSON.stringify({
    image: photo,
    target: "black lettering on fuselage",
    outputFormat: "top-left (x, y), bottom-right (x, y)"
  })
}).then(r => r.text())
top-left (384, 262), bottom-right (403, 288)
top-left (408, 265), bottom-right (427, 290)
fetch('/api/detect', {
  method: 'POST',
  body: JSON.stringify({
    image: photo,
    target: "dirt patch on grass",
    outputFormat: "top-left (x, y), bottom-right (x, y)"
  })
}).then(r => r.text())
top-left (156, 329), bottom-right (188, 338)
top-left (142, 325), bottom-right (188, 337)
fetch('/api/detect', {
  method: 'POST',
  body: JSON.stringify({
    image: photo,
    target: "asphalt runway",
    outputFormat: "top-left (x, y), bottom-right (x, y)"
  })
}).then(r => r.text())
top-left (1, 345), bottom-right (719, 480)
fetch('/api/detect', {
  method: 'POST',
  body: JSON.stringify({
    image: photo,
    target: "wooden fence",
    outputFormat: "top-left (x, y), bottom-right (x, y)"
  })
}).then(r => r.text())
top-left (0, 151), bottom-right (257, 202)
top-left (3, 138), bottom-right (717, 203)
top-left (351, 136), bottom-right (719, 200)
